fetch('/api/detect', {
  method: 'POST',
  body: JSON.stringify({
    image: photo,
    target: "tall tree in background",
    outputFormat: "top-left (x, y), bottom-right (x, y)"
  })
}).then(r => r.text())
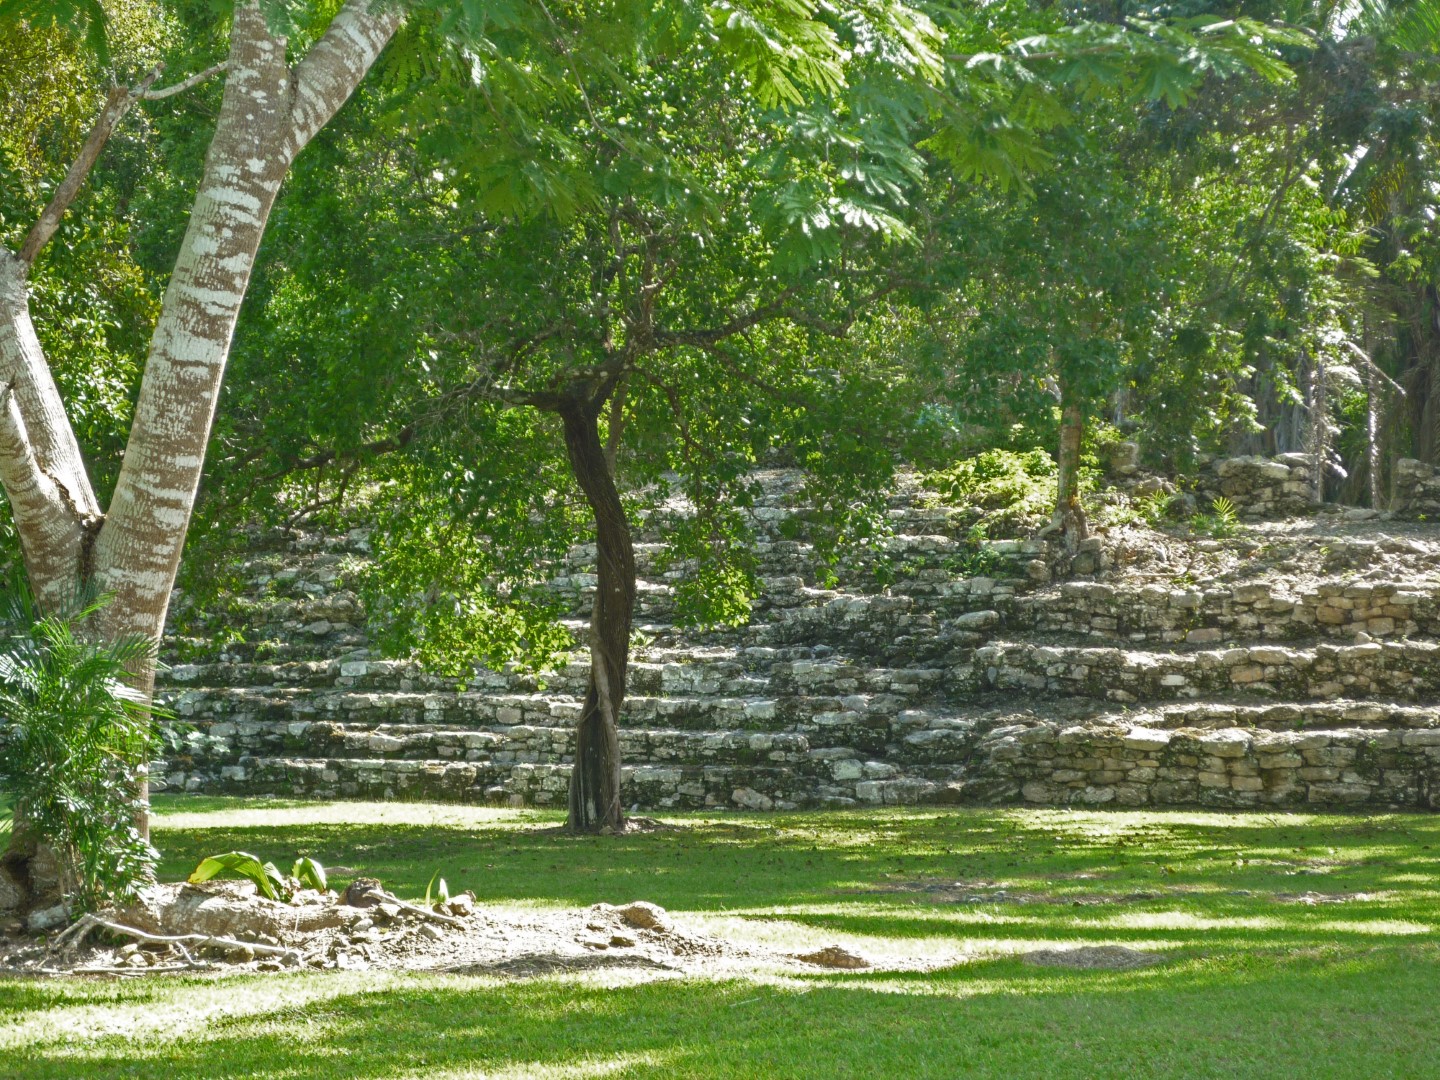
top-left (186, 3), bottom-right (1307, 829)
top-left (0, 0), bottom-right (930, 854)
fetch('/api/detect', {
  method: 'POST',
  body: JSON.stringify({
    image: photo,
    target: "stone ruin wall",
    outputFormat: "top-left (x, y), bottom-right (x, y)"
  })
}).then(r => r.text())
top-left (1393, 459), bottom-right (1440, 521)
top-left (155, 466), bottom-right (1440, 815)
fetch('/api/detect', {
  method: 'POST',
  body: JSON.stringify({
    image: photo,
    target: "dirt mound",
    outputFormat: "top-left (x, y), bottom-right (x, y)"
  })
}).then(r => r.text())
top-left (0, 886), bottom-right (776, 979)
top-left (793, 946), bottom-right (869, 969)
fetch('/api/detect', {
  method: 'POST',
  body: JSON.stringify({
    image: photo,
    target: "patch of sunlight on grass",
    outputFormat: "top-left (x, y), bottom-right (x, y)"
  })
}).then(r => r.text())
top-left (799, 963), bottom-right (1184, 999)
top-left (1, 972), bottom-right (420, 1052)
top-left (1100, 911), bottom-right (1291, 932)
top-left (687, 912), bottom-right (981, 963)
top-left (746, 901), bottom-right (1049, 926)
top-left (1313, 919), bottom-right (1432, 936)
top-left (682, 911), bottom-right (1194, 974)
top-left (153, 799), bottom-right (559, 831)
top-left (1097, 910), bottom-right (1431, 935)
top-left (402, 1050), bottom-right (681, 1080)
top-left (993, 809), bottom-right (1330, 832)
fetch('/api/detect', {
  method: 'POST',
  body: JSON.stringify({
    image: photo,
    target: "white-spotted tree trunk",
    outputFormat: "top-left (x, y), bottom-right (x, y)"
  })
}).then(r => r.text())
top-left (0, 1), bottom-right (402, 859)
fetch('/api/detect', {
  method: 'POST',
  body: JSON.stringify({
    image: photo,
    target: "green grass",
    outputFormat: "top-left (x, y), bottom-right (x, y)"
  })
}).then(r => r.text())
top-left (5, 797), bottom-right (1440, 1078)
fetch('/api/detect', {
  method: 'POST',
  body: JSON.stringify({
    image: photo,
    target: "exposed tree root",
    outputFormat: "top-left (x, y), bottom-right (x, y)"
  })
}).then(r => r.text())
top-left (344, 884), bottom-right (467, 928)
top-left (54, 913), bottom-right (301, 963)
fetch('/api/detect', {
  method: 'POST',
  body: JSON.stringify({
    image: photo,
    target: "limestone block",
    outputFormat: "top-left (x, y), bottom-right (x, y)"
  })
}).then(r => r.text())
top-left (1022, 780), bottom-right (1058, 802)
top-left (1122, 727), bottom-right (1171, 751)
top-left (1230, 665), bottom-right (1266, 685)
top-left (1198, 730), bottom-right (1252, 758)
top-left (830, 759), bottom-right (863, 781)
top-left (954, 609), bottom-right (1000, 631)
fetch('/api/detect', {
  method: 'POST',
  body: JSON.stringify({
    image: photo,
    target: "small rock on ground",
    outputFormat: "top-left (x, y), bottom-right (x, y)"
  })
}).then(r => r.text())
top-left (616, 901), bottom-right (670, 931)
top-left (794, 946), bottom-right (870, 969)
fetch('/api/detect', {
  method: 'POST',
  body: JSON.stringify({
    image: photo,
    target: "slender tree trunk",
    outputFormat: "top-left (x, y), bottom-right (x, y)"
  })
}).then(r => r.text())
top-left (1303, 349), bottom-right (1328, 503)
top-left (560, 393), bottom-right (636, 833)
top-left (1050, 375), bottom-right (1088, 549)
top-left (93, 1), bottom-right (400, 646)
top-left (1365, 336), bottom-right (1382, 510)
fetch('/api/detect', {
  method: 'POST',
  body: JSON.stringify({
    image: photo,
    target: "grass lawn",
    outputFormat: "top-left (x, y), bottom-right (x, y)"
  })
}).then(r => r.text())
top-left (4, 797), bottom-right (1439, 1078)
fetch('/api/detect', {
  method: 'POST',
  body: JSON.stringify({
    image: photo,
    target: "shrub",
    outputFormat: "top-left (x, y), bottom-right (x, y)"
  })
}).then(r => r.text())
top-left (1192, 496), bottom-right (1241, 539)
top-left (927, 448), bottom-right (1060, 534)
top-left (0, 583), bottom-right (165, 912)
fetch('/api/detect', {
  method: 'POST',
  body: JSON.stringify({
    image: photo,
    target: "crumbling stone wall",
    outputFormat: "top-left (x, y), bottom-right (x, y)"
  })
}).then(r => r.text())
top-left (1196, 453), bottom-right (1319, 517)
top-left (1392, 459), bottom-right (1440, 520)
top-left (965, 720), bottom-right (1440, 809)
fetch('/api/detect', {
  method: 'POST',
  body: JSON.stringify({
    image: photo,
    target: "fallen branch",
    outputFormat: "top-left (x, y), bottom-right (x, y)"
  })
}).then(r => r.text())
top-left (67, 962), bottom-right (210, 976)
top-left (55, 914), bottom-right (301, 961)
top-left (356, 887), bottom-right (467, 928)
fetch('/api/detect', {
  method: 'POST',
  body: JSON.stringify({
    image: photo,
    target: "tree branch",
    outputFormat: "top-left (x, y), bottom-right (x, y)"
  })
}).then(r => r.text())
top-left (141, 61), bottom-right (229, 100)
top-left (18, 67), bottom-right (163, 266)
top-left (0, 381), bottom-right (88, 601)
top-left (289, 0), bottom-right (406, 151)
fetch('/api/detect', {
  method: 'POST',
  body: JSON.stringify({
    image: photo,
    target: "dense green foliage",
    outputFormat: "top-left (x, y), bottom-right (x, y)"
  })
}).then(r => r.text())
top-left (1, 0), bottom-right (1437, 664)
top-left (0, 586), bottom-right (162, 909)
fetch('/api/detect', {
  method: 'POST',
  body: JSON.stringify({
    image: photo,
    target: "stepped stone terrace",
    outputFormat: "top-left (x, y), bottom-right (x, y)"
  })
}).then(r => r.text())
top-left (156, 466), bottom-right (1440, 813)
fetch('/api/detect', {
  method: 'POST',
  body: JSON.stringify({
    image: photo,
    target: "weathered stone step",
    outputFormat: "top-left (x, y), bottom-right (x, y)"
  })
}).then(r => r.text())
top-left (960, 714), bottom-right (1440, 810)
top-left (164, 650), bottom-right (945, 703)
top-left (157, 706), bottom-right (1440, 813)
top-left (165, 717), bottom-right (820, 769)
top-left (973, 639), bottom-right (1440, 704)
top-left (166, 687), bottom-right (921, 747)
top-left (1017, 577), bottom-right (1440, 645)
top-left (164, 651), bottom-right (773, 695)
top-left (561, 532), bottom-right (1029, 585)
top-left (629, 496), bottom-right (995, 543)
top-left (1130, 698), bottom-right (1440, 732)
top-left (162, 635), bottom-right (365, 667)
top-left (155, 754), bottom-right (952, 811)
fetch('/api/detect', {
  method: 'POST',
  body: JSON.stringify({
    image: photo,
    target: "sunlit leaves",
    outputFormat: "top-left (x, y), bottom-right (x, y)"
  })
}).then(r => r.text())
top-left (0, 0), bottom-right (110, 62)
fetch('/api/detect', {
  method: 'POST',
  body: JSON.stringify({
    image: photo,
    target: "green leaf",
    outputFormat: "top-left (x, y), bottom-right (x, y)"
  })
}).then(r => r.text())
top-left (0, 0), bottom-right (111, 65)
top-left (262, 861), bottom-right (287, 893)
top-left (292, 856), bottom-right (328, 892)
top-left (188, 851), bottom-right (281, 901)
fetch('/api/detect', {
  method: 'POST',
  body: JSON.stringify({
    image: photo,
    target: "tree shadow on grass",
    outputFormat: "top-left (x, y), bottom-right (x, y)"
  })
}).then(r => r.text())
top-left (7, 944), bottom-right (1439, 1079)
top-left (149, 804), bottom-right (1440, 921)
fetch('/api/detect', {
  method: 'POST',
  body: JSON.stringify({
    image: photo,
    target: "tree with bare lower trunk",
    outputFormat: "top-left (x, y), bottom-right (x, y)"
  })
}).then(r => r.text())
top-left (1049, 375), bottom-right (1089, 551)
top-left (181, 5), bottom-right (1302, 833)
top-left (190, 44), bottom-right (925, 832)
top-left (0, 2), bottom-right (401, 889)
